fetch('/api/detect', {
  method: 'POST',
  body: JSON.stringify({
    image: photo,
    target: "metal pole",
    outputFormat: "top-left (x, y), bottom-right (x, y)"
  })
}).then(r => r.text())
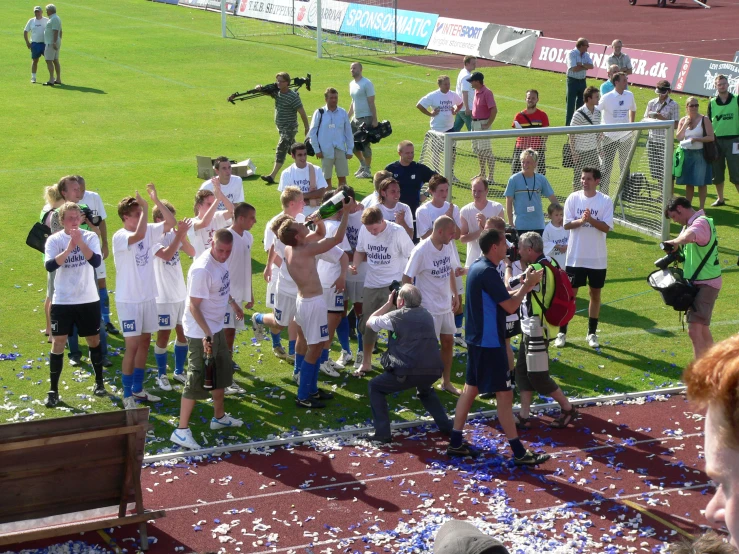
top-left (221, 0), bottom-right (227, 38)
top-left (393, 0), bottom-right (397, 54)
top-left (661, 127), bottom-right (675, 241)
top-left (316, 0), bottom-right (323, 59)
top-left (443, 131), bottom-right (454, 201)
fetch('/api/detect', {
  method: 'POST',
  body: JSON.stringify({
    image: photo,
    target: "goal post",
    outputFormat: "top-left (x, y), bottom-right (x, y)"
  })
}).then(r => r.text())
top-left (420, 121), bottom-right (675, 240)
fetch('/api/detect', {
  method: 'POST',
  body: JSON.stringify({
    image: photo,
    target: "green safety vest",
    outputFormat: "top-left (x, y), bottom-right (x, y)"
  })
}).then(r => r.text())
top-left (682, 216), bottom-right (720, 282)
top-left (528, 258), bottom-right (558, 338)
top-left (709, 94), bottom-right (739, 137)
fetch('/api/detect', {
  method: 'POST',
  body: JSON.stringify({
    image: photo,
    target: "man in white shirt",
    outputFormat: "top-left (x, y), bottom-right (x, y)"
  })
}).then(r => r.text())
top-left (350, 207), bottom-right (414, 376)
top-left (597, 72), bottom-right (637, 195)
top-left (453, 56), bottom-right (476, 132)
top-left (278, 142), bottom-right (328, 217)
top-left (43, 4), bottom-right (62, 86)
top-left (112, 184), bottom-right (176, 410)
top-left (403, 217), bottom-right (461, 395)
top-left (308, 87), bottom-right (354, 189)
top-left (563, 168), bottom-right (614, 349)
top-left (348, 62), bottom-right (378, 179)
top-left (199, 157), bottom-right (244, 210)
top-left (417, 75), bottom-right (463, 133)
top-left (568, 86), bottom-right (602, 191)
top-left (171, 229), bottom-right (245, 450)
top-left (23, 6), bottom-right (48, 83)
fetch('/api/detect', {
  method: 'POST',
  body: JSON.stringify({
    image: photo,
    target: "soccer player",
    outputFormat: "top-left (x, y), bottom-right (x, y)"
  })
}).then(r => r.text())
top-left (190, 181), bottom-right (234, 258)
top-left (376, 178), bottom-right (413, 238)
top-left (199, 156), bottom-right (244, 209)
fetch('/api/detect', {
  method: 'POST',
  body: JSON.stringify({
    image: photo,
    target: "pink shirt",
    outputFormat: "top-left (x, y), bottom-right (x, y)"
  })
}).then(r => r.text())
top-left (472, 86), bottom-right (496, 121)
top-left (682, 210), bottom-right (721, 288)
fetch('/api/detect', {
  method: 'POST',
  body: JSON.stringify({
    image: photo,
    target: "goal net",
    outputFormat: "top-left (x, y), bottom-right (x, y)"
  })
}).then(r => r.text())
top-left (419, 121), bottom-right (675, 240)
top-left (224, 0), bottom-right (398, 57)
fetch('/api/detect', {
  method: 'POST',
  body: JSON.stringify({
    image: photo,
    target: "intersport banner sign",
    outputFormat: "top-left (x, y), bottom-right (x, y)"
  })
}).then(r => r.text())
top-left (426, 17), bottom-right (487, 56)
top-left (339, 4), bottom-right (438, 47)
top-left (294, 0), bottom-right (349, 32)
top-left (236, 0), bottom-right (294, 23)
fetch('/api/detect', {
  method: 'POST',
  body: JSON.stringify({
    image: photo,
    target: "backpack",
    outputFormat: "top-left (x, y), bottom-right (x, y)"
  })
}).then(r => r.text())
top-left (532, 259), bottom-right (577, 327)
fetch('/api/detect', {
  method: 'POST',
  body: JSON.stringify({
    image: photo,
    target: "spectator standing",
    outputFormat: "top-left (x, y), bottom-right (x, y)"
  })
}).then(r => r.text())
top-left (511, 90), bottom-right (549, 174)
top-left (278, 142), bottom-right (328, 216)
top-left (644, 80), bottom-right (680, 186)
top-left (543, 203), bottom-right (568, 270)
top-left (676, 99), bottom-right (714, 211)
top-left (199, 157), bottom-right (244, 210)
top-left (608, 40), bottom-right (633, 75)
top-left (258, 72), bottom-right (310, 185)
top-left (308, 87), bottom-right (354, 189)
top-left (504, 149), bottom-right (557, 235)
top-left (348, 62), bottom-right (378, 179)
top-left (599, 64), bottom-right (620, 97)
top-left (453, 56), bottom-right (477, 132)
top-left (597, 73), bottom-right (637, 195)
top-left (563, 168), bottom-right (614, 349)
top-left (23, 6), bottom-right (48, 84)
top-left (42, 4), bottom-right (62, 86)
top-left (385, 141), bottom-right (437, 219)
top-left (416, 75), bottom-right (463, 133)
top-left (565, 38), bottom-right (594, 126)
top-left (468, 72), bottom-right (498, 184)
top-left (568, 86), bottom-right (602, 190)
top-left (707, 74), bottom-right (739, 206)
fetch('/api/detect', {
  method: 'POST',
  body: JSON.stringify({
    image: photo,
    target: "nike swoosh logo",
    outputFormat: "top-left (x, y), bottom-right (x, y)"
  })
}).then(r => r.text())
top-left (486, 30), bottom-right (531, 58)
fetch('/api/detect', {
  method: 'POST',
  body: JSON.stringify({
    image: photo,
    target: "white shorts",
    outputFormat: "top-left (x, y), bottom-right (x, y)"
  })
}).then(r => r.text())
top-left (94, 258), bottom-right (107, 280)
top-left (224, 300), bottom-right (246, 330)
top-left (117, 300), bottom-right (158, 337)
top-left (323, 287), bottom-right (345, 313)
top-left (274, 290), bottom-right (297, 327)
top-left (295, 295), bottom-right (329, 345)
top-left (455, 273), bottom-right (464, 296)
top-left (156, 301), bottom-right (185, 330)
top-left (265, 266), bottom-right (278, 309)
top-left (431, 311), bottom-right (456, 339)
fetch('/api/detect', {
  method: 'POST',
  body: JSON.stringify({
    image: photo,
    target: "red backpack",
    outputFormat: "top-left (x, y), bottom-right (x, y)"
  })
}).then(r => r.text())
top-left (533, 259), bottom-right (577, 327)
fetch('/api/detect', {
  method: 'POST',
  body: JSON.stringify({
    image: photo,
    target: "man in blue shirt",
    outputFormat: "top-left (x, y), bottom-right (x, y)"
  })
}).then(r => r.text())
top-left (308, 87), bottom-right (354, 189)
top-left (385, 140), bottom-right (437, 218)
top-left (447, 228), bottom-right (550, 466)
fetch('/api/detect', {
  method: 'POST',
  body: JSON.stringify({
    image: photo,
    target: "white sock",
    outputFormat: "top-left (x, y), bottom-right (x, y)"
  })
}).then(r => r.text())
top-left (32, 73), bottom-right (36, 78)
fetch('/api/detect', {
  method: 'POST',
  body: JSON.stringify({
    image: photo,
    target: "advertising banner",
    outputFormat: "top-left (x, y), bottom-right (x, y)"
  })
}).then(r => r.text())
top-left (154, 0), bottom-right (180, 5)
top-left (236, 0), bottom-right (294, 23)
top-left (426, 17), bottom-right (488, 57)
top-left (673, 57), bottom-right (739, 97)
top-left (339, 4), bottom-right (438, 47)
top-left (294, 0), bottom-right (349, 32)
top-left (476, 23), bottom-right (540, 67)
top-left (179, 0), bottom-right (233, 10)
top-left (531, 37), bottom-right (606, 78)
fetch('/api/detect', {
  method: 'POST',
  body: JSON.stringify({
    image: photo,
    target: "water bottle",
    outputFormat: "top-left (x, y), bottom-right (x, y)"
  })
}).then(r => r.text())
top-left (314, 189), bottom-right (350, 220)
top-left (525, 318), bottom-right (549, 374)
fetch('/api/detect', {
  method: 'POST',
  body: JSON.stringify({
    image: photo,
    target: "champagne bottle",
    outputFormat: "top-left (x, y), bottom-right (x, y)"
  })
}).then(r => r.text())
top-left (203, 344), bottom-right (214, 390)
top-left (314, 189), bottom-right (350, 220)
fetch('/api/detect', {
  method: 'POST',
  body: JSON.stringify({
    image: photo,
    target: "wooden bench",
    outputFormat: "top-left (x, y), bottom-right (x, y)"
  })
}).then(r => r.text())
top-left (0, 408), bottom-right (165, 550)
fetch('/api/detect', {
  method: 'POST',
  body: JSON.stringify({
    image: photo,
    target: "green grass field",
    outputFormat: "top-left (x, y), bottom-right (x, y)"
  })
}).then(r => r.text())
top-left (1, 0), bottom-right (737, 454)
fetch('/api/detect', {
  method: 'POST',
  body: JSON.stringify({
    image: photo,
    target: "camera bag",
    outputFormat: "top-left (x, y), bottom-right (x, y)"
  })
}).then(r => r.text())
top-left (532, 258), bottom-right (577, 327)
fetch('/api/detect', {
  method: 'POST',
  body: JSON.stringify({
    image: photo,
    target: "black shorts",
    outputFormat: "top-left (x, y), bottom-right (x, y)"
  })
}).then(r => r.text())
top-left (566, 266), bottom-right (607, 289)
top-left (466, 344), bottom-right (512, 394)
top-left (505, 319), bottom-right (521, 339)
top-left (50, 301), bottom-right (101, 338)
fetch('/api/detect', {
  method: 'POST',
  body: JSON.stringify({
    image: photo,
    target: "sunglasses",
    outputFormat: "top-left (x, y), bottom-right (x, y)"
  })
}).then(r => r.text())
top-left (687, 103), bottom-right (699, 107)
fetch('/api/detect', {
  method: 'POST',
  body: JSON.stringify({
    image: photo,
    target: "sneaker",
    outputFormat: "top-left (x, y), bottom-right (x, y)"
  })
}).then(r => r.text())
top-left (319, 360), bottom-right (341, 377)
top-left (105, 322), bottom-right (120, 335)
top-left (357, 168), bottom-right (372, 179)
top-left (69, 355), bottom-right (82, 367)
top-left (334, 350), bottom-right (354, 368)
top-left (31, 76), bottom-right (36, 83)
top-left (354, 167), bottom-right (364, 177)
top-left (156, 375), bottom-right (172, 392)
top-left (311, 388), bottom-right (334, 400)
top-left (454, 335), bottom-right (467, 348)
top-left (172, 372), bottom-right (187, 385)
top-left (170, 427), bottom-right (201, 450)
top-left (513, 450), bottom-right (551, 466)
top-left (286, 352), bottom-right (295, 363)
top-left (252, 318), bottom-right (266, 341)
top-left (292, 372), bottom-right (300, 385)
top-left (224, 384), bottom-right (246, 395)
top-left (132, 389), bottom-right (161, 403)
top-left (554, 333), bottom-right (566, 348)
top-left (362, 433), bottom-right (392, 444)
top-left (93, 381), bottom-right (107, 397)
top-left (45, 391), bottom-right (59, 408)
top-left (273, 345), bottom-right (289, 360)
top-left (210, 413), bottom-right (244, 429)
top-left (122, 396), bottom-right (137, 410)
top-left (586, 334), bottom-right (600, 348)
top-left (353, 351), bottom-right (364, 369)
top-left (101, 356), bottom-right (113, 368)
top-left (711, 199), bottom-right (726, 207)
top-left (296, 396), bottom-right (326, 409)
top-left (446, 442), bottom-right (480, 458)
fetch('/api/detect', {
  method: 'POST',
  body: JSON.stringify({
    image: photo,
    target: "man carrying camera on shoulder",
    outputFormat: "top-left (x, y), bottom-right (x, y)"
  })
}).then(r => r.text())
top-left (364, 284), bottom-right (452, 443)
top-left (663, 197), bottom-right (722, 360)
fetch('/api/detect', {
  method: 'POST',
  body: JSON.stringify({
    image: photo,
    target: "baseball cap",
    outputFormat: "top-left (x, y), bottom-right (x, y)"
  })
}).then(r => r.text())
top-left (655, 79), bottom-right (671, 93)
top-left (34, 6), bottom-right (42, 11)
top-left (466, 71), bottom-right (485, 83)
top-left (434, 521), bottom-right (509, 554)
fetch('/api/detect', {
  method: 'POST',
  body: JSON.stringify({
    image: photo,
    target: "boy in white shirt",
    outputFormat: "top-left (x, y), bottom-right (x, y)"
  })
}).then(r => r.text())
top-left (199, 156), bottom-right (244, 210)
top-left (190, 181), bottom-right (234, 258)
top-left (152, 201), bottom-right (195, 392)
top-left (278, 143), bottom-right (328, 217)
top-left (112, 184), bottom-right (176, 410)
top-left (542, 203), bottom-right (569, 347)
top-left (377, 177), bottom-right (413, 238)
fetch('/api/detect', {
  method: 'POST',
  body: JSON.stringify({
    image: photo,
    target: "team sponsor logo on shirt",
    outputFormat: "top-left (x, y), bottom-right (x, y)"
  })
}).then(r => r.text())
top-left (431, 256), bottom-right (452, 278)
top-left (366, 244), bottom-right (391, 265)
top-left (135, 241), bottom-right (150, 267)
top-left (159, 314), bottom-right (171, 327)
top-left (122, 320), bottom-right (136, 333)
top-left (218, 270), bottom-right (230, 297)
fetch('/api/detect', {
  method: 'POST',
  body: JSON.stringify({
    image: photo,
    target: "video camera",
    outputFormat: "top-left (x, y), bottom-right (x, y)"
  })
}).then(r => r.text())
top-left (654, 242), bottom-right (682, 270)
top-left (505, 226), bottom-right (519, 262)
top-left (353, 120), bottom-right (393, 150)
top-left (227, 74), bottom-right (311, 104)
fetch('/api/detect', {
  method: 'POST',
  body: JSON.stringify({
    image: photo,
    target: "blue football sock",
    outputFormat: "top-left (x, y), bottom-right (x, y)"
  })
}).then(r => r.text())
top-left (122, 374), bottom-right (134, 398)
top-left (99, 287), bottom-right (111, 324)
top-left (174, 342), bottom-right (188, 374)
top-left (454, 313), bottom-right (463, 330)
top-left (298, 360), bottom-right (319, 400)
top-left (357, 327), bottom-right (363, 352)
top-left (132, 367), bottom-right (145, 394)
top-left (271, 332), bottom-right (282, 348)
top-left (336, 317), bottom-right (351, 354)
top-left (320, 349), bottom-right (329, 365)
top-left (294, 353), bottom-right (304, 376)
top-left (154, 347), bottom-right (167, 377)
top-left (254, 312), bottom-right (264, 325)
top-left (450, 429), bottom-right (464, 448)
top-left (288, 339), bottom-right (296, 356)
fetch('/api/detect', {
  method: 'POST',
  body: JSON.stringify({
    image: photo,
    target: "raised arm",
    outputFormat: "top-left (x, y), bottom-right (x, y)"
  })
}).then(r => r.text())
top-left (147, 183), bottom-right (176, 232)
top-left (128, 191), bottom-right (149, 245)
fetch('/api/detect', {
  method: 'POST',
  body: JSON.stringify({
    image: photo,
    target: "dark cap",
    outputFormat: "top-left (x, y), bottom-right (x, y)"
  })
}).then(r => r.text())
top-left (434, 521), bottom-right (509, 554)
top-left (466, 71), bottom-right (484, 83)
top-left (34, 5), bottom-right (42, 11)
top-left (655, 79), bottom-right (671, 92)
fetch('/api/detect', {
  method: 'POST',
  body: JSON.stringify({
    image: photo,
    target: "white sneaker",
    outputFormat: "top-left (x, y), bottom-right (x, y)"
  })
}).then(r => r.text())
top-left (353, 351), bottom-right (364, 369)
top-left (224, 384), bottom-right (245, 395)
top-left (454, 335), bottom-right (467, 348)
top-left (319, 360), bottom-right (341, 377)
top-left (252, 318), bottom-right (267, 341)
top-left (292, 371), bottom-right (300, 385)
top-left (210, 413), bottom-right (244, 430)
top-left (31, 76), bottom-right (36, 84)
top-left (132, 389), bottom-right (161, 403)
top-left (122, 396), bottom-right (137, 410)
top-left (156, 375), bottom-right (172, 391)
top-left (172, 372), bottom-right (187, 385)
top-left (358, 168), bottom-right (372, 179)
top-left (554, 333), bottom-right (567, 348)
top-left (354, 167), bottom-right (364, 177)
top-left (586, 334), bottom-right (600, 348)
top-left (170, 427), bottom-right (201, 450)
top-left (334, 350), bottom-right (354, 368)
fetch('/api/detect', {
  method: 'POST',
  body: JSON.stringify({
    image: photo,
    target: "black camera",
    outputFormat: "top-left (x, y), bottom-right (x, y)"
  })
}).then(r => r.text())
top-left (505, 226), bottom-right (519, 262)
top-left (353, 120), bottom-right (393, 150)
top-left (654, 242), bottom-right (682, 270)
top-left (305, 138), bottom-right (316, 157)
top-left (80, 206), bottom-right (101, 227)
top-left (389, 280), bottom-right (402, 306)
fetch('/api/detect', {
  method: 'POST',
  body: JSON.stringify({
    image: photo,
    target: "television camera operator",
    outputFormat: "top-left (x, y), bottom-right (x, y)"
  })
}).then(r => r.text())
top-left (662, 197), bottom-right (722, 360)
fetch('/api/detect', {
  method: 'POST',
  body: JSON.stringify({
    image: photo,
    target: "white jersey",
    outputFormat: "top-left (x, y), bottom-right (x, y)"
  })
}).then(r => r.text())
top-left (460, 200), bottom-right (504, 267)
top-left (455, 67), bottom-right (474, 111)
top-left (377, 202), bottom-right (413, 228)
top-left (597, 89), bottom-right (637, 140)
top-left (415, 201), bottom-right (461, 239)
top-left (227, 228), bottom-right (254, 303)
top-left (190, 211), bottom-right (232, 259)
top-left (356, 221), bottom-right (414, 288)
top-left (112, 222), bottom-right (165, 303)
top-left (346, 209), bottom-right (367, 284)
top-left (542, 222), bottom-right (569, 269)
top-left (278, 163), bottom-right (327, 217)
top-left (318, 220), bottom-right (350, 288)
top-left (153, 231), bottom-right (188, 304)
top-left (45, 229), bottom-right (101, 305)
top-left (81, 190), bottom-right (107, 221)
top-left (404, 238), bottom-right (458, 315)
top-left (417, 89), bottom-right (463, 131)
top-left (200, 176), bottom-right (244, 210)
top-left (564, 191), bottom-right (614, 270)
top-left (270, 213), bottom-right (306, 297)
top-left (183, 252), bottom-right (230, 339)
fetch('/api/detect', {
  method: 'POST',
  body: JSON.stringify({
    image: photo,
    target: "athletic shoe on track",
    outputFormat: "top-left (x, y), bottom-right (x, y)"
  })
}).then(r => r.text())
top-left (122, 396), bottom-right (137, 410)
top-left (362, 433), bottom-right (392, 444)
top-left (586, 334), bottom-right (600, 348)
top-left (210, 413), bottom-right (243, 429)
top-left (132, 389), bottom-right (161, 403)
top-left (513, 450), bottom-right (551, 466)
top-left (446, 442), bottom-right (479, 458)
top-left (554, 333), bottom-right (566, 348)
top-left (156, 375), bottom-right (172, 392)
top-left (172, 372), bottom-right (187, 385)
top-left (319, 360), bottom-right (341, 377)
top-left (45, 391), bottom-right (59, 408)
top-left (171, 427), bottom-right (201, 450)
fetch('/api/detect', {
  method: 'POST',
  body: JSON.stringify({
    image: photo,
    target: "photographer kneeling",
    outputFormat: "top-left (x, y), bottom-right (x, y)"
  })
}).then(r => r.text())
top-left (365, 284), bottom-right (453, 443)
top-left (663, 197), bottom-right (722, 360)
